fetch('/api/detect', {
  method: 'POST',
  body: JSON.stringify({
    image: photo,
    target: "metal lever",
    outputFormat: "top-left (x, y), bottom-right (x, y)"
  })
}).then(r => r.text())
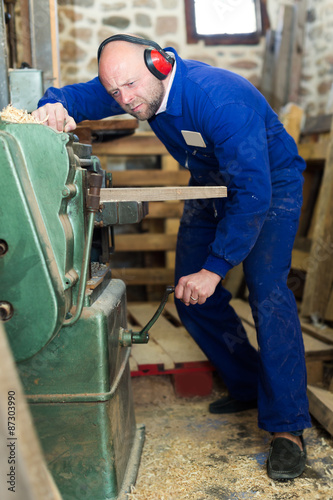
top-left (63, 173), bottom-right (103, 327)
top-left (119, 286), bottom-right (175, 347)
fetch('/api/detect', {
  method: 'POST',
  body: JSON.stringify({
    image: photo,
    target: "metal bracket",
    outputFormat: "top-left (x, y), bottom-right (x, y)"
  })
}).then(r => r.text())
top-left (119, 286), bottom-right (175, 346)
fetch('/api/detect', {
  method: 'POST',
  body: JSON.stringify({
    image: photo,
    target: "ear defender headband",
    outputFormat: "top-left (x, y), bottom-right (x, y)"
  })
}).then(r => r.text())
top-left (97, 34), bottom-right (174, 81)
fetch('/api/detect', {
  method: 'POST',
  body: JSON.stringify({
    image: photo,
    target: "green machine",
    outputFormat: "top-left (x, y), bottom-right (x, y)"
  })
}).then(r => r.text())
top-left (0, 120), bottom-right (173, 499)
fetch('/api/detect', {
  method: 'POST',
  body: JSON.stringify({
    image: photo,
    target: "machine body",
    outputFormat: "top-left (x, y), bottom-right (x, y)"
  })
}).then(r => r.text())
top-left (0, 121), bottom-right (147, 499)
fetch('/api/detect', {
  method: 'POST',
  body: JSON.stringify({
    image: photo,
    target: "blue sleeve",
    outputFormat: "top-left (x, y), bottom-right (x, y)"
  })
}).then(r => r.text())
top-left (202, 104), bottom-right (272, 277)
top-left (38, 77), bottom-right (125, 123)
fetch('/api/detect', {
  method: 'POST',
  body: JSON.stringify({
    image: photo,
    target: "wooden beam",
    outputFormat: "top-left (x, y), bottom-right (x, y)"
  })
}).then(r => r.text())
top-left (300, 320), bottom-right (333, 345)
top-left (325, 288), bottom-right (333, 322)
top-left (291, 248), bottom-right (309, 272)
top-left (307, 385), bottom-right (333, 436)
top-left (280, 103), bottom-right (304, 143)
top-left (288, 0), bottom-right (307, 104)
top-left (298, 141), bottom-right (329, 161)
top-left (112, 267), bottom-right (174, 285)
top-left (111, 169), bottom-right (190, 187)
top-left (77, 117), bottom-right (138, 131)
top-left (100, 186), bottom-right (227, 203)
top-left (147, 201), bottom-right (184, 219)
top-left (49, 0), bottom-right (61, 87)
top-left (273, 4), bottom-right (296, 108)
top-left (115, 234), bottom-right (177, 252)
top-left (302, 114), bottom-right (333, 136)
top-left (301, 132), bottom-right (333, 319)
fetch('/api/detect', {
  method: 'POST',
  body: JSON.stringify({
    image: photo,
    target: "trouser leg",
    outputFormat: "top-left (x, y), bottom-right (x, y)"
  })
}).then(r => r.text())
top-left (175, 204), bottom-right (259, 401)
top-left (243, 208), bottom-right (311, 433)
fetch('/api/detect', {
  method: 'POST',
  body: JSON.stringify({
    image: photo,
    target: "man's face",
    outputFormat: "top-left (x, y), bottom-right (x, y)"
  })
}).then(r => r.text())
top-left (99, 43), bottom-right (166, 121)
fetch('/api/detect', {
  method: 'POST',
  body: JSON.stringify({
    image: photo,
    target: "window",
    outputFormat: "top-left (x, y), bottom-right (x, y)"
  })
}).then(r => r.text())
top-left (185, 0), bottom-right (268, 45)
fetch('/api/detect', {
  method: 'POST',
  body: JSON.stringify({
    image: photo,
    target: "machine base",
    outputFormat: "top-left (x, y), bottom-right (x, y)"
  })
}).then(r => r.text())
top-left (118, 424), bottom-right (145, 500)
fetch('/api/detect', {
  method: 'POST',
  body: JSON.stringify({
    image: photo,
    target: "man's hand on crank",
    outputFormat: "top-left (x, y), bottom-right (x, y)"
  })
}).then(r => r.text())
top-left (175, 269), bottom-right (221, 306)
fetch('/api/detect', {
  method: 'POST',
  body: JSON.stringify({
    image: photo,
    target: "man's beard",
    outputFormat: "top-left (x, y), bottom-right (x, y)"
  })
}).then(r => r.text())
top-left (123, 81), bottom-right (165, 121)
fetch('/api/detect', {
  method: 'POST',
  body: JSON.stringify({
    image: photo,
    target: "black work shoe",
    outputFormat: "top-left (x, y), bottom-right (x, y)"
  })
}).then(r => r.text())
top-left (209, 395), bottom-right (257, 414)
top-left (267, 436), bottom-right (306, 481)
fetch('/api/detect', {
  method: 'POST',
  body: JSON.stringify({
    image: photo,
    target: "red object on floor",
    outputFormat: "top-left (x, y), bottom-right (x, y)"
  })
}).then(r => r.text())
top-left (173, 370), bottom-right (213, 397)
top-left (131, 361), bottom-right (215, 397)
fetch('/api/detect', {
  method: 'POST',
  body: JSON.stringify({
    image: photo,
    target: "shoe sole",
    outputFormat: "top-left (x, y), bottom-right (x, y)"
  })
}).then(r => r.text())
top-left (267, 468), bottom-right (305, 481)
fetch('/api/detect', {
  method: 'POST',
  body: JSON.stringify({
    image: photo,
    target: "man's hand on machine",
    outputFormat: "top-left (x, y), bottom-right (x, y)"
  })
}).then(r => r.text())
top-left (32, 103), bottom-right (77, 133)
top-left (175, 269), bottom-right (221, 306)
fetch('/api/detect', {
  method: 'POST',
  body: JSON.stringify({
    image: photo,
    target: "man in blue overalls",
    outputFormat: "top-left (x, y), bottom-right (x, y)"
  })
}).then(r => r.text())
top-left (33, 35), bottom-right (311, 480)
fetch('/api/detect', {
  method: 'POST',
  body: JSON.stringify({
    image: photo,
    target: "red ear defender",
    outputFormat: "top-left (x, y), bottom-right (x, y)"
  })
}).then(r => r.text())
top-left (144, 48), bottom-right (173, 80)
top-left (97, 34), bottom-right (174, 80)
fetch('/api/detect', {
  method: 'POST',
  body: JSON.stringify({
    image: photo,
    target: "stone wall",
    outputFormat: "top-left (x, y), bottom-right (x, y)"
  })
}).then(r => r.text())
top-left (57, 0), bottom-right (265, 88)
top-left (299, 0), bottom-right (333, 115)
top-left (56, 0), bottom-right (333, 117)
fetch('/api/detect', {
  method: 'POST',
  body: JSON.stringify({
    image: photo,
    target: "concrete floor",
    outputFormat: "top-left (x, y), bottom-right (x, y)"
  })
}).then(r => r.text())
top-left (128, 375), bottom-right (333, 500)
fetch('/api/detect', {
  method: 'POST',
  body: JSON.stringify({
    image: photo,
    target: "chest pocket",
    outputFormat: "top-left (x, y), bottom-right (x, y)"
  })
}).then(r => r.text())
top-left (186, 148), bottom-right (221, 184)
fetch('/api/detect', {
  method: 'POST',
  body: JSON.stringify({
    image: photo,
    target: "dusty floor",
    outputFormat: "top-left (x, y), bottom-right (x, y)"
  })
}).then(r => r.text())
top-left (128, 375), bottom-right (333, 500)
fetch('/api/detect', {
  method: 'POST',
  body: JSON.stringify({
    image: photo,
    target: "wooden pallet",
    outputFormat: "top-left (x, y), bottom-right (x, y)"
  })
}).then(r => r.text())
top-left (128, 301), bottom-right (214, 397)
top-left (128, 299), bottom-right (333, 395)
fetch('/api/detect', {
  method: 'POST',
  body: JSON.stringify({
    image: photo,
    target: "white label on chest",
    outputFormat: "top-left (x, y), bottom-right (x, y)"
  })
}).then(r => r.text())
top-left (181, 130), bottom-right (206, 148)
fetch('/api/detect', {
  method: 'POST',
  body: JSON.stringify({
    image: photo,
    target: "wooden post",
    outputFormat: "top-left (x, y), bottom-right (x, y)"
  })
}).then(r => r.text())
top-left (301, 118), bottom-right (333, 320)
top-left (279, 103), bottom-right (304, 143)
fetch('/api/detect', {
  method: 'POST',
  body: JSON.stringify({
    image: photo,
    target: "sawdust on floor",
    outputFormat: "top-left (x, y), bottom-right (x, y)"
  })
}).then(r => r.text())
top-left (128, 375), bottom-right (333, 500)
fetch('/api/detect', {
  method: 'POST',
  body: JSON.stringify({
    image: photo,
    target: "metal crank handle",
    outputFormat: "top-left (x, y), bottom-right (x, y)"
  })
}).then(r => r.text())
top-left (119, 286), bottom-right (175, 347)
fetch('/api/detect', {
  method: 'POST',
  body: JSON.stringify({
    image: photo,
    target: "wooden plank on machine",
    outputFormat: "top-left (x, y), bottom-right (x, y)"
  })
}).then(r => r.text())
top-left (307, 385), bottom-right (333, 436)
top-left (100, 186), bottom-right (227, 203)
top-left (128, 304), bottom-right (207, 363)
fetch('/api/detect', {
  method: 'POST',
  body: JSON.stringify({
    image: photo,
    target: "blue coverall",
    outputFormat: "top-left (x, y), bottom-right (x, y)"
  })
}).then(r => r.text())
top-left (39, 48), bottom-right (312, 433)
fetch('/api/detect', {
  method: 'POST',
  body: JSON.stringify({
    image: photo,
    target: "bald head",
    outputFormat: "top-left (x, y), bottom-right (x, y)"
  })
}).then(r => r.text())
top-left (98, 38), bottom-right (169, 121)
top-left (97, 34), bottom-right (152, 62)
top-left (99, 40), bottom-right (146, 81)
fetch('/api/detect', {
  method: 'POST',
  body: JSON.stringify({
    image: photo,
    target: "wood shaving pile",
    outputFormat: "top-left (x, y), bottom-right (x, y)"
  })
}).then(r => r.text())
top-left (126, 398), bottom-right (333, 500)
top-left (0, 104), bottom-right (45, 124)
top-left (127, 434), bottom-right (333, 500)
